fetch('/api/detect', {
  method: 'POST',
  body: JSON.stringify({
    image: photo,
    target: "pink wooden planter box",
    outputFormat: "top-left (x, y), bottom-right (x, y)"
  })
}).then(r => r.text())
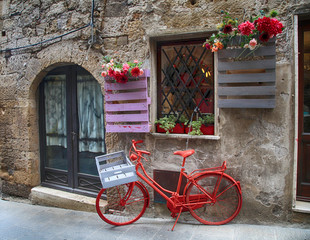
top-left (104, 69), bottom-right (151, 133)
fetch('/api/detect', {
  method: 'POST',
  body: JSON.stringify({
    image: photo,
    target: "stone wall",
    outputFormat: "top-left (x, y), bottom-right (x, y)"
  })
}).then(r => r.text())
top-left (0, 0), bottom-right (309, 225)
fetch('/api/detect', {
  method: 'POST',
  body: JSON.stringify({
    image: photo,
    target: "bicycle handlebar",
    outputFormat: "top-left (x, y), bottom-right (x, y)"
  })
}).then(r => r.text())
top-left (131, 139), bottom-right (151, 155)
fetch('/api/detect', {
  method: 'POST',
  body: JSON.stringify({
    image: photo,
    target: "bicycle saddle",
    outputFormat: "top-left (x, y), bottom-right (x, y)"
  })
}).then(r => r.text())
top-left (174, 149), bottom-right (195, 158)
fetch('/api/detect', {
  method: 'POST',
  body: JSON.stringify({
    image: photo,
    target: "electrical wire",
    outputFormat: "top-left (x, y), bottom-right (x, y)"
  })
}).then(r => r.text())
top-left (0, 0), bottom-right (95, 54)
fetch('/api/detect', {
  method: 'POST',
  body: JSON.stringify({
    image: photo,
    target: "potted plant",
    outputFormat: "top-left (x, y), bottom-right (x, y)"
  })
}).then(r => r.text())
top-left (201, 114), bottom-right (214, 135)
top-left (155, 115), bottom-right (176, 134)
top-left (185, 114), bottom-right (215, 135)
top-left (185, 118), bottom-right (203, 135)
top-left (155, 115), bottom-right (188, 134)
top-left (174, 114), bottom-right (188, 133)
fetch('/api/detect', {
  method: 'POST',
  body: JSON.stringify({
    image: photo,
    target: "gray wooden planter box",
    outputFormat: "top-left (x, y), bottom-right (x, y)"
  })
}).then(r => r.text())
top-left (95, 151), bottom-right (138, 189)
top-left (217, 39), bottom-right (276, 108)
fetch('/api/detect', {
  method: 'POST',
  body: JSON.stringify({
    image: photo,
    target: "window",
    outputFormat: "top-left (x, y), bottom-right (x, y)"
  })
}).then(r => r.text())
top-left (156, 39), bottom-right (214, 135)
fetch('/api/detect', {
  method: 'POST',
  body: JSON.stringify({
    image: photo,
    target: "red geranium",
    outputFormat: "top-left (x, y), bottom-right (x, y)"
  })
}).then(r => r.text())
top-left (238, 21), bottom-right (255, 36)
top-left (115, 72), bottom-right (128, 83)
top-left (259, 32), bottom-right (271, 42)
top-left (108, 68), bottom-right (115, 77)
top-left (256, 17), bottom-right (283, 37)
top-left (204, 43), bottom-right (211, 50)
top-left (131, 67), bottom-right (141, 77)
top-left (223, 24), bottom-right (233, 34)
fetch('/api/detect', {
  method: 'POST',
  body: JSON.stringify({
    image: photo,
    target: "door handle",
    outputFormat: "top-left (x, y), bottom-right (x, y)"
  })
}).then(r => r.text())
top-left (71, 131), bottom-right (77, 141)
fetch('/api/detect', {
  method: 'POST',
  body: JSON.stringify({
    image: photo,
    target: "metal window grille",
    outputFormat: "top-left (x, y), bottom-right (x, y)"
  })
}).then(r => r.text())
top-left (158, 41), bottom-right (214, 121)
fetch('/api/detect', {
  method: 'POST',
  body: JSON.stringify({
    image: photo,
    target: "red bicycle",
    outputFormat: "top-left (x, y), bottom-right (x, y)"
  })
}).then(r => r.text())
top-left (96, 139), bottom-right (242, 230)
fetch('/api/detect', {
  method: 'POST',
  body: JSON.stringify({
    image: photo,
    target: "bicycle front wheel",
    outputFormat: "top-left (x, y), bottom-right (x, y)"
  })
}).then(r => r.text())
top-left (96, 181), bottom-right (149, 226)
top-left (186, 172), bottom-right (242, 225)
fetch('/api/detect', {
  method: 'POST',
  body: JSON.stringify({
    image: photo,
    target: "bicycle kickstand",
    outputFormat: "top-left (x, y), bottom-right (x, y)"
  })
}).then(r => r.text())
top-left (171, 207), bottom-right (183, 231)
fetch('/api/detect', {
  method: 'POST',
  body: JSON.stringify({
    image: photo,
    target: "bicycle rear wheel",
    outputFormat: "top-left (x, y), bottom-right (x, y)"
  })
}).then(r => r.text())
top-left (186, 172), bottom-right (242, 225)
top-left (96, 181), bottom-right (149, 226)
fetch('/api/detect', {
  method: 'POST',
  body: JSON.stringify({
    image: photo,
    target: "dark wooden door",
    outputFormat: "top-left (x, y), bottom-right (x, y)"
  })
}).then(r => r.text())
top-left (297, 21), bottom-right (310, 201)
top-left (39, 65), bottom-right (105, 196)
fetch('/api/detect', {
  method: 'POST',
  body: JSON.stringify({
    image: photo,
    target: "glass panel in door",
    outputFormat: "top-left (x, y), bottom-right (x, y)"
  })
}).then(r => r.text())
top-left (77, 73), bottom-right (105, 175)
top-left (44, 74), bottom-right (67, 170)
top-left (298, 23), bottom-right (310, 201)
top-left (304, 30), bottom-right (310, 132)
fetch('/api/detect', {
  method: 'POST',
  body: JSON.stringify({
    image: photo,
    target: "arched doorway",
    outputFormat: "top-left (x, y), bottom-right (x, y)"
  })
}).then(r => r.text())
top-left (39, 65), bottom-right (104, 196)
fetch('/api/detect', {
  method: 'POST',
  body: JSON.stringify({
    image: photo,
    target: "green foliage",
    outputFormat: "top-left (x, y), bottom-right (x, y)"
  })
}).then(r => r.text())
top-left (178, 114), bottom-right (189, 124)
top-left (269, 10), bottom-right (278, 18)
top-left (202, 114), bottom-right (214, 125)
top-left (102, 56), bottom-right (123, 69)
top-left (187, 118), bottom-right (203, 135)
top-left (155, 115), bottom-right (176, 134)
top-left (185, 114), bottom-right (214, 135)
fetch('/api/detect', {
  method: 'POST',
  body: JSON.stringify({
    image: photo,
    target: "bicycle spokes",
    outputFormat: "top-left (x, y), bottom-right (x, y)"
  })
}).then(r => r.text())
top-left (96, 182), bottom-right (149, 226)
top-left (186, 172), bottom-right (242, 225)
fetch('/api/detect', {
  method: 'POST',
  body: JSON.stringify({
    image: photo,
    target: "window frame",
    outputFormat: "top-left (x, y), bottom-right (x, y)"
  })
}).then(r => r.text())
top-left (149, 33), bottom-right (219, 139)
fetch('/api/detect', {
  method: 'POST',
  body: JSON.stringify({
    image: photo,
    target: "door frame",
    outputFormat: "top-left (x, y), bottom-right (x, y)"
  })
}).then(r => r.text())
top-left (293, 15), bottom-right (310, 213)
top-left (39, 65), bottom-right (104, 197)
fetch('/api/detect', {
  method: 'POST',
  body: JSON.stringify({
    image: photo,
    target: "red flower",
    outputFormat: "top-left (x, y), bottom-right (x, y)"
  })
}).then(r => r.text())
top-left (271, 18), bottom-right (283, 35)
top-left (123, 68), bottom-right (128, 75)
top-left (131, 67), bottom-right (141, 77)
top-left (115, 72), bottom-right (128, 83)
top-left (223, 24), bottom-right (233, 34)
top-left (114, 70), bottom-right (121, 79)
top-left (108, 68), bottom-right (115, 77)
top-left (259, 32), bottom-right (271, 42)
top-left (256, 17), bottom-right (283, 37)
top-left (238, 21), bottom-right (255, 36)
top-left (204, 43), bottom-right (211, 50)
top-left (254, 19), bottom-right (258, 26)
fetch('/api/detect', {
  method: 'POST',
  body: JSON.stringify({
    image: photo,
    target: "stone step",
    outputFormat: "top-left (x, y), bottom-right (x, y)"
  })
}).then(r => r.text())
top-left (30, 186), bottom-right (107, 213)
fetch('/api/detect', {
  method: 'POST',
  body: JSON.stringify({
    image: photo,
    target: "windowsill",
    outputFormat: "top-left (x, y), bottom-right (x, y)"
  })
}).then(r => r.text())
top-left (151, 133), bottom-right (220, 140)
top-left (293, 201), bottom-right (310, 214)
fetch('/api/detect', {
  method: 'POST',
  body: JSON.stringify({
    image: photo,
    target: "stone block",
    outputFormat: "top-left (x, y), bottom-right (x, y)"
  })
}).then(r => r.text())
top-left (46, 2), bottom-right (66, 18)
top-left (2, 181), bottom-right (31, 198)
top-left (104, 1), bottom-right (129, 17)
top-left (117, 35), bottom-right (128, 46)
top-left (36, 23), bottom-right (47, 36)
top-left (103, 37), bottom-right (117, 49)
top-left (30, 186), bottom-right (105, 213)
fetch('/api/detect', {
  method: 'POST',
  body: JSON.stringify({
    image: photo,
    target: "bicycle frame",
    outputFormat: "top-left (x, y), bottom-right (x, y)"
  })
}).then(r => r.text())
top-left (130, 145), bottom-right (238, 230)
top-left (130, 145), bottom-right (229, 213)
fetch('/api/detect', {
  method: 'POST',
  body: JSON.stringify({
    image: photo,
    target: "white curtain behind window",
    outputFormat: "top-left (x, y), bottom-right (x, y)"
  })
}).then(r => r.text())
top-left (44, 75), bottom-right (67, 148)
top-left (77, 75), bottom-right (105, 153)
